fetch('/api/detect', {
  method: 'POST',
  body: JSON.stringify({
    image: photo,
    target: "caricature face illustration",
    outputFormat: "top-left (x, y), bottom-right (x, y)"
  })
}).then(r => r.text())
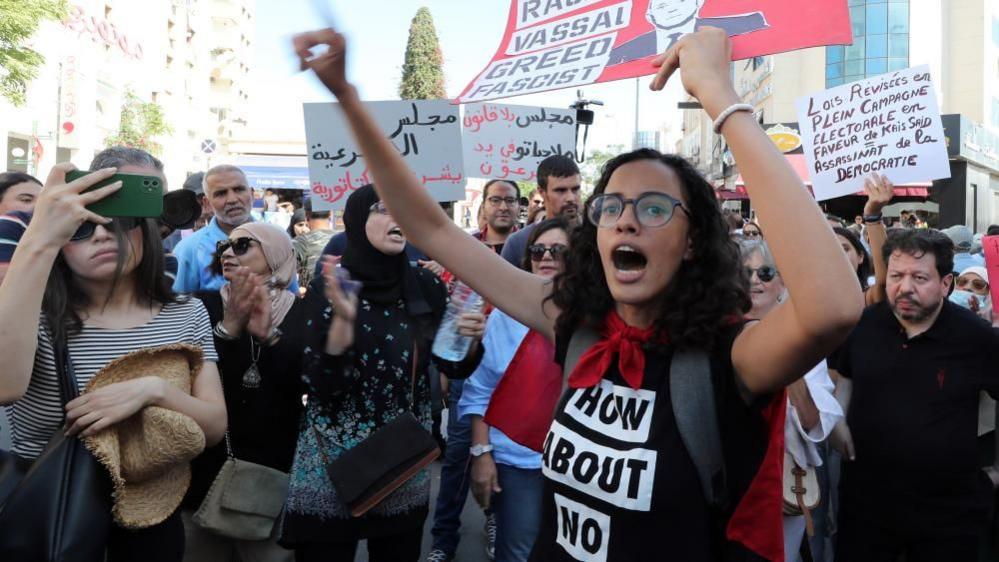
top-left (646, 0), bottom-right (704, 29)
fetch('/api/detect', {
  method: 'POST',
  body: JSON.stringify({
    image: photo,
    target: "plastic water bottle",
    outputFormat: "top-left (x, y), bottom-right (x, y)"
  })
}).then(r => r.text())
top-left (432, 280), bottom-right (483, 361)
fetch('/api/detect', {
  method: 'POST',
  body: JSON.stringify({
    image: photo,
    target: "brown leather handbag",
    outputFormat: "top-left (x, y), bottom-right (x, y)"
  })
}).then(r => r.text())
top-left (782, 451), bottom-right (821, 536)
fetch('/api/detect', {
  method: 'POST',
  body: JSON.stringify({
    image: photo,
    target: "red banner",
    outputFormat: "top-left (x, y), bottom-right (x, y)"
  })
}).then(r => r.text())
top-left (456, 0), bottom-right (852, 103)
top-left (984, 236), bottom-right (999, 311)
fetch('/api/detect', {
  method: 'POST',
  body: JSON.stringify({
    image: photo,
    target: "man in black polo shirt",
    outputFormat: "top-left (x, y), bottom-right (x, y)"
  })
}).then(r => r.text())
top-left (835, 229), bottom-right (999, 561)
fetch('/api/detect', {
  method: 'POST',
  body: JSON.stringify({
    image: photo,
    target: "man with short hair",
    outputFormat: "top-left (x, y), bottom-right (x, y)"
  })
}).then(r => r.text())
top-left (0, 172), bottom-right (42, 215)
top-left (834, 229), bottom-right (999, 561)
top-left (293, 198), bottom-right (335, 290)
top-left (500, 155), bottom-right (581, 266)
top-left (172, 164), bottom-right (255, 292)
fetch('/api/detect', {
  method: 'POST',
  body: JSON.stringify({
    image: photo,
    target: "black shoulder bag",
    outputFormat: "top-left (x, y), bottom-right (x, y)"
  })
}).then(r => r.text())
top-left (0, 337), bottom-right (112, 562)
top-left (313, 344), bottom-right (440, 517)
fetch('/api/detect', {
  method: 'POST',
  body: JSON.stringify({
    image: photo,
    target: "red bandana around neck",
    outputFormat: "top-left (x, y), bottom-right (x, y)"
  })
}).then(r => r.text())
top-left (567, 311), bottom-right (662, 390)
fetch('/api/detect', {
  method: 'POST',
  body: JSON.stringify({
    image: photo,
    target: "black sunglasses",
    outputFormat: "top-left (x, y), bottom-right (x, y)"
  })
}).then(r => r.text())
top-left (216, 237), bottom-right (256, 257)
top-left (70, 217), bottom-right (143, 242)
top-left (746, 266), bottom-right (778, 283)
top-left (527, 243), bottom-right (568, 262)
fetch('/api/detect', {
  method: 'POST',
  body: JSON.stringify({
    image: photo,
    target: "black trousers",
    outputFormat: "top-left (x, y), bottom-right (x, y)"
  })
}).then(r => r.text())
top-left (106, 511), bottom-right (185, 562)
top-left (294, 527), bottom-right (424, 562)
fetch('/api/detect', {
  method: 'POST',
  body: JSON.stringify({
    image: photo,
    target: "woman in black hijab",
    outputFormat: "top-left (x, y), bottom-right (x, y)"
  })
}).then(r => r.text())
top-left (279, 185), bottom-right (481, 562)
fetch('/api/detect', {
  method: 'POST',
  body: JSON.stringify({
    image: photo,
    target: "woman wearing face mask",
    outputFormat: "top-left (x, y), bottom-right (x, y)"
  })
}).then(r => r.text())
top-left (279, 185), bottom-right (481, 562)
top-left (0, 161), bottom-right (226, 561)
top-left (182, 222), bottom-right (304, 562)
top-left (742, 240), bottom-right (843, 561)
top-left (950, 266), bottom-right (992, 323)
top-left (294, 27), bottom-right (863, 561)
top-left (458, 218), bottom-right (570, 562)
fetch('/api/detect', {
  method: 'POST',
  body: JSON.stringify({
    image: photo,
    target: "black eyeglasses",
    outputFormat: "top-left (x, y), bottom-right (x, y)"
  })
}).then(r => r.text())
top-left (369, 201), bottom-right (389, 215)
top-left (487, 196), bottom-right (519, 208)
top-left (746, 266), bottom-right (778, 283)
top-left (216, 237), bottom-right (256, 257)
top-left (70, 217), bottom-right (143, 242)
top-left (587, 192), bottom-right (689, 229)
top-left (527, 243), bottom-right (568, 262)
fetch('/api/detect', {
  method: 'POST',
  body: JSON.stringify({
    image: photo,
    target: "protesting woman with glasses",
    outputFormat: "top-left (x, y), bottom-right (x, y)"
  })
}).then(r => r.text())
top-left (279, 185), bottom-right (481, 562)
top-left (182, 222), bottom-right (303, 562)
top-left (741, 240), bottom-right (843, 560)
top-left (0, 152), bottom-right (226, 562)
top-left (458, 218), bottom-right (570, 562)
top-left (294, 27), bottom-right (863, 560)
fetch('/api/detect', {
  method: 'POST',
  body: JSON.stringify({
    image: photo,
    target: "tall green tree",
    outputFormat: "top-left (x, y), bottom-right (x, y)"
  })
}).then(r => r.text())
top-left (398, 7), bottom-right (446, 100)
top-left (0, 0), bottom-right (68, 106)
top-left (104, 90), bottom-right (172, 157)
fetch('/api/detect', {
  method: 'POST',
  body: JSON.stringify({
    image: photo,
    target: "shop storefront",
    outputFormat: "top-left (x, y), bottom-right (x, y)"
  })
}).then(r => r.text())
top-left (937, 115), bottom-right (999, 231)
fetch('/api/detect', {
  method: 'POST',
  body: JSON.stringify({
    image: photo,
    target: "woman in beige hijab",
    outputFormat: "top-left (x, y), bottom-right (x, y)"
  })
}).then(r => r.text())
top-left (182, 222), bottom-right (306, 562)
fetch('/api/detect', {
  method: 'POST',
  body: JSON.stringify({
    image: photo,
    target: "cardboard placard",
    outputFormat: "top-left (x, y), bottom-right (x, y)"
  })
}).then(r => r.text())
top-left (304, 101), bottom-right (465, 211)
top-left (462, 103), bottom-right (576, 182)
top-left (796, 65), bottom-right (951, 201)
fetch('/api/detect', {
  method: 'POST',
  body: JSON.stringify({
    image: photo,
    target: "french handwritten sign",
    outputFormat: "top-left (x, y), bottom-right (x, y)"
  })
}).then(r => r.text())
top-left (303, 101), bottom-right (465, 211)
top-left (462, 103), bottom-right (576, 183)
top-left (795, 65), bottom-right (950, 201)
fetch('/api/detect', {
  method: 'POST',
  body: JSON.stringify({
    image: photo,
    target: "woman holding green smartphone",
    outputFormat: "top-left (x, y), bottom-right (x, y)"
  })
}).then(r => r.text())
top-left (0, 149), bottom-right (227, 562)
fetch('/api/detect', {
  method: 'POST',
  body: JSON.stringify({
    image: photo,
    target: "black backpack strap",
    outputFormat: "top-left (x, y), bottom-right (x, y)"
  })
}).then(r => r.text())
top-left (670, 349), bottom-right (727, 509)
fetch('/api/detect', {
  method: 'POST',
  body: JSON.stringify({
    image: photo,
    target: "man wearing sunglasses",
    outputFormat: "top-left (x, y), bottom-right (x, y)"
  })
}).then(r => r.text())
top-left (833, 229), bottom-right (999, 560)
top-left (500, 155), bottom-right (581, 267)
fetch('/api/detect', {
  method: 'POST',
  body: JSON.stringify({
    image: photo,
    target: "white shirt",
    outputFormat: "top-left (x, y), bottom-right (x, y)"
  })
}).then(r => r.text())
top-left (785, 360), bottom-right (843, 468)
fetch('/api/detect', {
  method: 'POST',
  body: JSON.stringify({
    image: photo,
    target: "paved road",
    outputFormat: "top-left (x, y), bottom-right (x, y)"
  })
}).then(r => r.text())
top-left (356, 460), bottom-right (491, 562)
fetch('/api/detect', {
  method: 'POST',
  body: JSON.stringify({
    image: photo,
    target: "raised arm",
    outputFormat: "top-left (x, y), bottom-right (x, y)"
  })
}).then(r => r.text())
top-left (0, 164), bottom-right (121, 404)
top-left (294, 30), bottom-right (557, 340)
top-left (650, 29), bottom-right (862, 394)
top-left (862, 174), bottom-right (893, 306)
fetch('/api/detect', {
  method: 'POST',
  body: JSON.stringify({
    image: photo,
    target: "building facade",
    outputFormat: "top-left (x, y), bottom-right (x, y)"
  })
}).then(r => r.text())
top-left (679, 0), bottom-right (999, 228)
top-left (0, 0), bottom-right (254, 190)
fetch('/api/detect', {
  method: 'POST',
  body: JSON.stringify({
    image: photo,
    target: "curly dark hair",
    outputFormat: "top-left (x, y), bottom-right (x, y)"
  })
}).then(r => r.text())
top-left (550, 149), bottom-right (750, 350)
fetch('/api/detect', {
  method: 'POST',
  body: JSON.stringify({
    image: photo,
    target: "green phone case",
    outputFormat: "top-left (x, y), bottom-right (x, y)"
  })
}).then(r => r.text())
top-left (66, 170), bottom-right (164, 218)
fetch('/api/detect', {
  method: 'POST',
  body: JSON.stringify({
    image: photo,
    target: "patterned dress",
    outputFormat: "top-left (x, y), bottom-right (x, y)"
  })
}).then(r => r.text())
top-left (280, 268), bottom-right (469, 544)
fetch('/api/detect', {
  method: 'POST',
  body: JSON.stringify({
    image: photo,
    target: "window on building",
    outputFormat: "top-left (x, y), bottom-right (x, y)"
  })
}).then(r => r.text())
top-left (993, 16), bottom-right (999, 47)
top-left (826, 0), bottom-right (909, 88)
top-left (992, 97), bottom-right (999, 129)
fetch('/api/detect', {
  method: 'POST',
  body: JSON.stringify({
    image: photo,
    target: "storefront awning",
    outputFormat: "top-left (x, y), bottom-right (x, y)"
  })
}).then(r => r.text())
top-left (722, 154), bottom-right (929, 199)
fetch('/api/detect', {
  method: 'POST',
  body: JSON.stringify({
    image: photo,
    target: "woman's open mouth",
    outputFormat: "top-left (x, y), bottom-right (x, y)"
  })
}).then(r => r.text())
top-left (611, 245), bottom-right (648, 283)
top-left (387, 226), bottom-right (405, 242)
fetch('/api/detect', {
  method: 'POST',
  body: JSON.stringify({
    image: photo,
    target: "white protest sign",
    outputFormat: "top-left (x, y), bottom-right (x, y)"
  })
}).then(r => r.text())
top-left (462, 103), bottom-right (577, 183)
top-left (303, 101), bottom-right (465, 211)
top-left (796, 65), bottom-right (950, 201)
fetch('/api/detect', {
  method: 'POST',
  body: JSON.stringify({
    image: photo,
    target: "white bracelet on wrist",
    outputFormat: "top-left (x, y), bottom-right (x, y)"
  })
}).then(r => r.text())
top-left (712, 103), bottom-right (754, 134)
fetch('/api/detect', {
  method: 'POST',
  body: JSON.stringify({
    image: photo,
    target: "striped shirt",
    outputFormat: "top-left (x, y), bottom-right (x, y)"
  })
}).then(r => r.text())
top-left (6, 297), bottom-right (218, 459)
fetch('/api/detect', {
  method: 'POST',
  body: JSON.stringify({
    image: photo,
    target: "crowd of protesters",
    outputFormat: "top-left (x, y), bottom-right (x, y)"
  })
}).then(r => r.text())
top-left (0, 27), bottom-right (998, 562)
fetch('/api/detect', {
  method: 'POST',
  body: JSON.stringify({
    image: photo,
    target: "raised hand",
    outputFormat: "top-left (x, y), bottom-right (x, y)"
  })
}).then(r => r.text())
top-left (320, 255), bottom-right (359, 355)
top-left (31, 163), bottom-right (122, 247)
top-left (862, 173), bottom-right (894, 217)
top-left (293, 29), bottom-right (350, 97)
top-left (649, 27), bottom-right (740, 118)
